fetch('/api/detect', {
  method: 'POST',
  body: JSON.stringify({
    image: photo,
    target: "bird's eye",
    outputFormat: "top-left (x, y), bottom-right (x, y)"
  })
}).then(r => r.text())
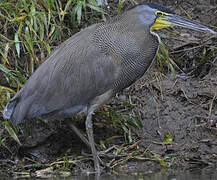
top-left (156, 11), bottom-right (163, 17)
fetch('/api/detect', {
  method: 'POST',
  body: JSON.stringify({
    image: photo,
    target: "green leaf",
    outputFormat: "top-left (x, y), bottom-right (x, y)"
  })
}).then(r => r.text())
top-left (22, 0), bottom-right (28, 12)
top-left (86, 3), bottom-right (105, 14)
top-left (164, 132), bottom-right (173, 143)
top-left (0, 49), bottom-right (9, 64)
top-left (14, 32), bottom-right (20, 58)
top-left (0, 64), bottom-right (11, 74)
top-left (4, 121), bottom-right (22, 146)
top-left (159, 159), bottom-right (168, 167)
top-left (15, 71), bottom-right (27, 84)
top-left (122, 125), bottom-right (129, 134)
top-left (130, 116), bottom-right (143, 129)
top-left (117, 0), bottom-right (125, 14)
top-left (61, 0), bottom-right (73, 21)
top-left (43, 41), bottom-right (51, 54)
top-left (76, 5), bottom-right (82, 25)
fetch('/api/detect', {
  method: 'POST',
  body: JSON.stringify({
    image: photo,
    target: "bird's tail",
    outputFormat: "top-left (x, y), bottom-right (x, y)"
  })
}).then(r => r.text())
top-left (3, 98), bottom-right (19, 120)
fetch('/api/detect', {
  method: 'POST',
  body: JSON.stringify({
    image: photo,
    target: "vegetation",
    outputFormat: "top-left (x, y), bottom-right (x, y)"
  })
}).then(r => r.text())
top-left (0, 0), bottom-right (106, 142)
top-left (0, 0), bottom-right (104, 109)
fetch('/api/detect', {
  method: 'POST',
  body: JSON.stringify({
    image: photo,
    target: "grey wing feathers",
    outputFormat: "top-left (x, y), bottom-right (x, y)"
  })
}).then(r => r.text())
top-left (6, 24), bottom-right (117, 125)
top-left (3, 98), bottom-right (19, 119)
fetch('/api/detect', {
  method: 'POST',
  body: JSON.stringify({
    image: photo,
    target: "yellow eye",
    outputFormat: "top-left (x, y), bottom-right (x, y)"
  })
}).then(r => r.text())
top-left (156, 11), bottom-right (163, 17)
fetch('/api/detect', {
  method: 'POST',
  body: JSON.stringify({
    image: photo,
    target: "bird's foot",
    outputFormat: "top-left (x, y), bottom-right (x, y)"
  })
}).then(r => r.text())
top-left (81, 150), bottom-right (105, 172)
top-left (82, 146), bottom-right (118, 172)
top-left (97, 145), bottom-right (118, 156)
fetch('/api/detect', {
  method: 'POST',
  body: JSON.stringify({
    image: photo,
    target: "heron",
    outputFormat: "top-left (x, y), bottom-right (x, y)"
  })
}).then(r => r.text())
top-left (3, 2), bottom-right (216, 173)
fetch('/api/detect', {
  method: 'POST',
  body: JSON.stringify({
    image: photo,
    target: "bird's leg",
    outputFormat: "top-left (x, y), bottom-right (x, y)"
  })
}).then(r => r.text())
top-left (67, 118), bottom-right (114, 163)
top-left (85, 109), bottom-right (101, 173)
top-left (67, 121), bottom-right (91, 148)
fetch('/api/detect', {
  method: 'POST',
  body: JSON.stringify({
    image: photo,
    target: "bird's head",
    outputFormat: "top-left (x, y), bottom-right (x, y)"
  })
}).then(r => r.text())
top-left (135, 3), bottom-right (216, 34)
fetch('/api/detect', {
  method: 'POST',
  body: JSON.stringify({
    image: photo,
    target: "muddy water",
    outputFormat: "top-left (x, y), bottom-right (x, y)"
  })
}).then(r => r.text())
top-left (41, 168), bottom-right (217, 180)
top-left (8, 168), bottom-right (216, 180)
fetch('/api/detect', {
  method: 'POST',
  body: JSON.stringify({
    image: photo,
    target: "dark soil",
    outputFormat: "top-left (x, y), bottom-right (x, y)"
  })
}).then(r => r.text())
top-left (0, 0), bottom-right (217, 178)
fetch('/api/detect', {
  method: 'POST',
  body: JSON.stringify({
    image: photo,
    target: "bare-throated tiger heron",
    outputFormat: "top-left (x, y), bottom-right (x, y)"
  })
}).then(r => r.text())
top-left (3, 3), bottom-right (216, 173)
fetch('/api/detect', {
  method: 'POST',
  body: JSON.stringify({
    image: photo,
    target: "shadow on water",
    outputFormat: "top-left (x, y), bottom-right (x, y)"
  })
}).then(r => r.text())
top-left (70, 168), bottom-right (217, 180)
top-left (23, 168), bottom-right (216, 180)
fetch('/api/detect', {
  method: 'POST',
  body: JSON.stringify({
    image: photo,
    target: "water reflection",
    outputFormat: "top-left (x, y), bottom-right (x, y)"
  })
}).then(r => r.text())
top-left (3, 167), bottom-right (217, 179)
top-left (54, 168), bottom-right (217, 180)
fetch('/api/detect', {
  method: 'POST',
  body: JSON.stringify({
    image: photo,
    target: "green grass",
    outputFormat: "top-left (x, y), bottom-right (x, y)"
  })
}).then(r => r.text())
top-left (0, 0), bottom-right (106, 155)
top-left (0, 0), bottom-right (105, 112)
